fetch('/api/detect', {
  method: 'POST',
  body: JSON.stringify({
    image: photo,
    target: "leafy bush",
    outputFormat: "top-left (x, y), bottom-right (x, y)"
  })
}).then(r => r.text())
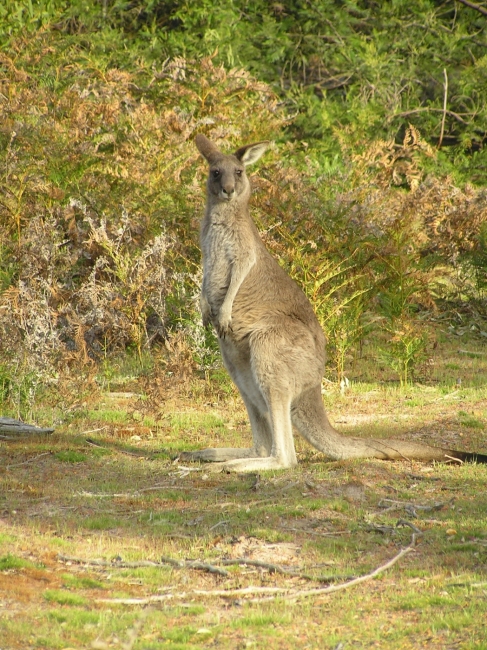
top-left (0, 3), bottom-right (486, 390)
top-left (0, 23), bottom-right (287, 373)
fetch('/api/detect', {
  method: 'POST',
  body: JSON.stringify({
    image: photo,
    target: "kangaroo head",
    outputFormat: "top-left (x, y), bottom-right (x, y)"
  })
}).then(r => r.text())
top-left (195, 134), bottom-right (269, 203)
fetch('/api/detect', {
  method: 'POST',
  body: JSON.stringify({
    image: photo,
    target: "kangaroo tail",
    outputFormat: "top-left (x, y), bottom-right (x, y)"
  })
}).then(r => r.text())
top-left (445, 450), bottom-right (487, 464)
top-left (291, 386), bottom-right (487, 464)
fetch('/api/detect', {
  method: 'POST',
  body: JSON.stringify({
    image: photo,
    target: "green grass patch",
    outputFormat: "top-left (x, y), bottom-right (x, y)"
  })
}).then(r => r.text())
top-left (85, 409), bottom-right (129, 424)
top-left (47, 609), bottom-right (101, 627)
top-left (167, 412), bottom-right (227, 435)
top-left (0, 554), bottom-right (37, 571)
top-left (55, 451), bottom-right (88, 463)
top-left (458, 411), bottom-right (485, 429)
top-left (43, 590), bottom-right (88, 606)
top-left (232, 610), bottom-right (293, 629)
top-left (62, 574), bottom-right (105, 590)
top-left (82, 516), bottom-right (125, 531)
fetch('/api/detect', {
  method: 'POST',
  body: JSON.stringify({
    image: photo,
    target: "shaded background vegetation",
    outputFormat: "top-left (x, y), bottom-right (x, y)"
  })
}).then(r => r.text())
top-left (1, 0), bottom-right (487, 417)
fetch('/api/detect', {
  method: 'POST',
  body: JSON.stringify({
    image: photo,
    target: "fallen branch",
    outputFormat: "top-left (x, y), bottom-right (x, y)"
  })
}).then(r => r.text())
top-left (377, 498), bottom-right (452, 517)
top-left (456, 0), bottom-right (487, 18)
top-left (58, 554), bottom-right (229, 577)
top-left (59, 555), bottom-right (164, 569)
top-left (93, 537), bottom-right (417, 606)
top-left (77, 483), bottom-right (186, 498)
top-left (96, 594), bottom-right (174, 605)
top-left (219, 558), bottom-right (343, 582)
top-left (396, 519), bottom-right (424, 535)
top-left (279, 525), bottom-right (349, 537)
top-left (194, 586), bottom-right (287, 597)
top-left (0, 417), bottom-right (54, 436)
top-left (366, 519), bottom-right (424, 536)
top-left (2, 452), bottom-right (52, 469)
top-left (160, 557), bottom-right (229, 577)
top-left (272, 535), bottom-right (417, 602)
top-left (220, 558), bottom-right (313, 580)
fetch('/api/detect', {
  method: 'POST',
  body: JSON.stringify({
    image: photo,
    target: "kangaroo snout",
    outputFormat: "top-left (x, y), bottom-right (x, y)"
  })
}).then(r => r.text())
top-left (220, 185), bottom-right (235, 201)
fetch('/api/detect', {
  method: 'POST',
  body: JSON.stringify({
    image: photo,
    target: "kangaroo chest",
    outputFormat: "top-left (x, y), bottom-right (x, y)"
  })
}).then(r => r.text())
top-left (200, 220), bottom-right (235, 309)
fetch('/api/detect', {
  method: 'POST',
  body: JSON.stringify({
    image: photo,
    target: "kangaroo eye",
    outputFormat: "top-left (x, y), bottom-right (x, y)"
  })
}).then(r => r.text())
top-left (212, 169), bottom-right (220, 178)
top-left (236, 169), bottom-right (243, 176)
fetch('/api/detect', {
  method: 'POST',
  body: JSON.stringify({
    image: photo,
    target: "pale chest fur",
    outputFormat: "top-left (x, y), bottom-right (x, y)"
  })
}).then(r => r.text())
top-left (200, 203), bottom-right (254, 312)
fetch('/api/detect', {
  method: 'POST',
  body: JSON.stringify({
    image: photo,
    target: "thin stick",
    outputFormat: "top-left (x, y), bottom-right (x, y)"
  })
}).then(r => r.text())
top-left (456, 0), bottom-right (487, 17)
top-left (59, 555), bottom-right (163, 568)
top-left (388, 107), bottom-right (467, 124)
top-left (3, 452), bottom-right (51, 469)
top-left (96, 595), bottom-right (174, 605)
top-left (438, 68), bottom-right (448, 148)
top-left (219, 558), bottom-right (337, 582)
top-left (378, 498), bottom-right (451, 512)
top-left (194, 586), bottom-right (286, 597)
top-left (280, 526), bottom-right (349, 537)
top-left (273, 536), bottom-right (416, 602)
top-left (82, 428), bottom-right (107, 437)
top-left (77, 483), bottom-right (186, 498)
top-left (58, 554), bottom-right (229, 576)
top-left (160, 557), bottom-right (229, 577)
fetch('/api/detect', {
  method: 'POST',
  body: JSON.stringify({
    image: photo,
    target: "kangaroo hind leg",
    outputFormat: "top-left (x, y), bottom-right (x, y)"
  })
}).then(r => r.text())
top-left (181, 349), bottom-right (273, 463)
top-left (217, 330), bottom-right (298, 472)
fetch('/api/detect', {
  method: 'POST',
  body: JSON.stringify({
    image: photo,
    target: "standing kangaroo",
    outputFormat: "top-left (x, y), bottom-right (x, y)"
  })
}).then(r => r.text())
top-left (184, 134), bottom-right (487, 472)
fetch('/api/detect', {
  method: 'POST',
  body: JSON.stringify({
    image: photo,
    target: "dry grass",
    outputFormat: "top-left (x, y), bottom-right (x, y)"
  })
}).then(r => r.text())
top-left (1, 327), bottom-right (486, 649)
top-left (1, 18), bottom-right (487, 650)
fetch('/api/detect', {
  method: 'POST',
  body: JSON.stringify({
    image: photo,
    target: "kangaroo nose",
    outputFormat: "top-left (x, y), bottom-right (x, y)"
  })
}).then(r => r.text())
top-left (222, 186), bottom-right (235, 199)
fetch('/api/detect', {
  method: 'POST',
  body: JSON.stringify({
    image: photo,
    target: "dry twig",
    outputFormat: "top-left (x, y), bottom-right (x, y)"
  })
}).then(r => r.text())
top-left (438, 68), bottom-right (448, 149)
top-left (456, 0), bottom-right (487, 18)
top-left (272, 535), bottom-right (417, 602)
top-left (2, 452), bottom-right (51, 469)
top-left (377, 498), bottom-right (452, 517)
top-left (160, 556), bottom-right (229, 576)
top-left (68, 536), bottom-right (417, 606)
top-left (58, 554), bottom-right (229, 576)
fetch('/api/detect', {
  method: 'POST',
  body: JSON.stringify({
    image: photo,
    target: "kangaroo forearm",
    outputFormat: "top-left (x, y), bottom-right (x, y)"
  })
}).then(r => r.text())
top-left (221, 258), bottom-right (254, 315)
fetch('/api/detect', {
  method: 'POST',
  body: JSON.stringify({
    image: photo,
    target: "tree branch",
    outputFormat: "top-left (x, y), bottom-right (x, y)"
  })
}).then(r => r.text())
top-left (438, 69), bottom-right (448, 148)
top-left (61, 535), bottom-right (417, 604)
top-left (456, 0), bottom-right (487, 18)
top-left (274, 535), bottom-right (417, 602)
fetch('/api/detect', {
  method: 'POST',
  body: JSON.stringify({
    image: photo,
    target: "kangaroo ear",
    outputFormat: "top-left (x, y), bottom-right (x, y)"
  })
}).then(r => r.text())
top-left (195, 134), bottom-right (222, 164)
top-left (234, 141), bottom-right (269, 166)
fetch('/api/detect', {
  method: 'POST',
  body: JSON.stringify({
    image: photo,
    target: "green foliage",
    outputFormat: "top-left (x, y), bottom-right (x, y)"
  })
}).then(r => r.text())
top-left (0, 0), bottom-right (486, 390)
top-left (0, 554), bottom-right (35, 571)
top-left (467, 221), bottom-right (487, 294)
top-left (87, 0), bottom-right (487, 182)
top-left (43, 589), bottom-right (88, 606)
top-left (54, 450), bottom-right (88, 463)
top-left (62, 574), bottom-right (105, 589)
top-left (283, 235), bottom-right (372, 381)
top-left (2, 1), bottom-right (487, 180)
top-left (378, 319), bottom-right (429, 387)
top-left (0, 362), bottom-right (40, 419)
top-left (458, 411), bottom-right (485, 430)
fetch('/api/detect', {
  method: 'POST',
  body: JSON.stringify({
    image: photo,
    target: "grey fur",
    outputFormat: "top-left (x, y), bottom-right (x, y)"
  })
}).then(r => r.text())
top-left (184, 135), bottom-right (487, 471)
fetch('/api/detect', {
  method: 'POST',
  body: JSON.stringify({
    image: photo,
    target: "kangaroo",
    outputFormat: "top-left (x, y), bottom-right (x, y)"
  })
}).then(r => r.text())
top-left (183, 133), bottom-right (487, 472)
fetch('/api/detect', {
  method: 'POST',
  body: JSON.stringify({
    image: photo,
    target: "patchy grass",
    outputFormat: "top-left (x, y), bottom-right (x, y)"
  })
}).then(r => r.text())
top-left (1, 348), bottom-right (487, 650)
